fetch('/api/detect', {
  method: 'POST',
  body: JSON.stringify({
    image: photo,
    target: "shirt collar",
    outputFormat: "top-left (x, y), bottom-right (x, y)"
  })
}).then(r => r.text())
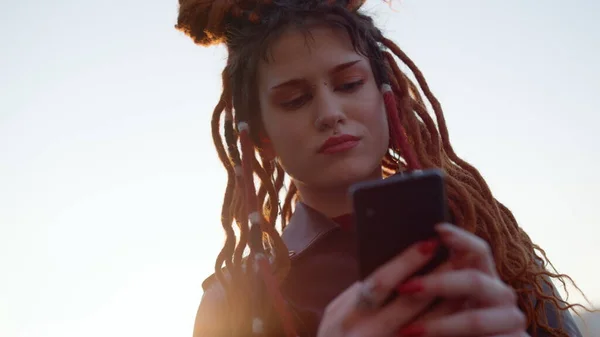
top-left (281, 202), bottom-right (340, 259)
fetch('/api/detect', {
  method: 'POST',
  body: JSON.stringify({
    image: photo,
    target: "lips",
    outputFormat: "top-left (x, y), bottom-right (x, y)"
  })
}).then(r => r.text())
top-left (318, 134), bottom-right (361, 154)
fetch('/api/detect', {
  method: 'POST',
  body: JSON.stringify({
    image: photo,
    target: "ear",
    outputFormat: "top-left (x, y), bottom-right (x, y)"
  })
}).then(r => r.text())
top-left (258, 131), bottom-right (276, 161)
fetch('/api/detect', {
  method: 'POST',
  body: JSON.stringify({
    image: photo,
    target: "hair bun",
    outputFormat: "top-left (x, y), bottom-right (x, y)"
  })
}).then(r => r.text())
top-left (175, 0), bottom-right (234, 46)
top-left (175, 0), bottom-right (369, 46)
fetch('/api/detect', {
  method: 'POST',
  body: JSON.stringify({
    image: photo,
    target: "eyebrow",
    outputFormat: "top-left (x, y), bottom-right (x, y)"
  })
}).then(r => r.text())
top-left (269, 59), bottom-right (362, 91)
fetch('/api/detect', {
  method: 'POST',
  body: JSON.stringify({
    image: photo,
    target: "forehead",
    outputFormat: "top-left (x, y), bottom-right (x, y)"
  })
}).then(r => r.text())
top-left (257, 25), bottom-right (366, 85)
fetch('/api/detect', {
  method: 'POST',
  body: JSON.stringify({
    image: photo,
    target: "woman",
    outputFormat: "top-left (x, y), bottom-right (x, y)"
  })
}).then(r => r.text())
top-left (175, 0), bottom-right (587, 336)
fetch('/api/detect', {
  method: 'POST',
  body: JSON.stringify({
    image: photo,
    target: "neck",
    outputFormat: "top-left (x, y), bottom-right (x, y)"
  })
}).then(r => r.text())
top-left (295, 170), bottom-right (383, 218)
top-left (296, 184), bottom-right (352, 218)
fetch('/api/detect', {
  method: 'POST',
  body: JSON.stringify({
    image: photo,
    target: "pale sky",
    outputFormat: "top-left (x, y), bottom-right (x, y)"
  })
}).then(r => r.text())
top-left (1, 0), bottom-right (599, 336)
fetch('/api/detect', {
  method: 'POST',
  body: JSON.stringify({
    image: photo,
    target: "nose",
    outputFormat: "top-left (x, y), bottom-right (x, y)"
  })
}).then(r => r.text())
top-left (313, 92), bottom-right (346, 131)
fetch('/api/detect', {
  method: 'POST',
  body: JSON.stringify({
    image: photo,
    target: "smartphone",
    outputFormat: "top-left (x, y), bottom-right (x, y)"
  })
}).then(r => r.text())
top-left (350, 168), bottom-right (451, 280)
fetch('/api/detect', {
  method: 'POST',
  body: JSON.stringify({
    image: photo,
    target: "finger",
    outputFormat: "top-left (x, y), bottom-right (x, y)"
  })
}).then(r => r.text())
top-left (399, 306), bottom-right (527, 337)
top-left (351, 295), bottom-right (432, 337)
top-left (375, 262), bottom-right (457, 328)
top-left (485, 332), bottom-right (530, 337)
top-left (347, 239), bottom-right (444, 335)
top-left (338, 257), bottom-right (454, 332)
top-left (435, 223), bottom-right (497, 276)
top-left (324, 282), bottom-right (361, 317)
top-left (410, 299), bottom-right (463, 324)
top-left (398, 269), bottom-right (517, 306)
top-left (363, 238), bottom-right (441, 306)
top-left (429, 259), bottom-right (455, 275)
top-left (360, 264), bottom-right (461, 335)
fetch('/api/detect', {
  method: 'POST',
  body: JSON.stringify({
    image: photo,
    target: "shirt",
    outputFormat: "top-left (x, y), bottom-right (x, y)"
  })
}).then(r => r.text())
top-left (197, 202), bottom-right (583, 337)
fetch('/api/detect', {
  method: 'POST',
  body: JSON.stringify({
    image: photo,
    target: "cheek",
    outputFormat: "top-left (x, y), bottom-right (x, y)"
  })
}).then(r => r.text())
top-left (261, 112), bottom-right (303, 157)
top-left (269, 128), bottom-right (307, 178)
top-left (380, 105), bottom-right (390, 142)
top-left (357, 96), bottom-right (390, 149)
top-left (374, 108), bottom-right (390, 152)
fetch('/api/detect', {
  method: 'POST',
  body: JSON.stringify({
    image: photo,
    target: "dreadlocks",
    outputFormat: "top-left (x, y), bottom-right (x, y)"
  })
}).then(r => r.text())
top-left (176, 0), bottom-right (589, 335)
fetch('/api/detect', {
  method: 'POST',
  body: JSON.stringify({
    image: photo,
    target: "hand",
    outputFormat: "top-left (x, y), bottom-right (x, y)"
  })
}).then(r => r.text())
top-left (396, 223), bottom-right (529, 337)
top-left (316, 238), bottom-right (445, 337)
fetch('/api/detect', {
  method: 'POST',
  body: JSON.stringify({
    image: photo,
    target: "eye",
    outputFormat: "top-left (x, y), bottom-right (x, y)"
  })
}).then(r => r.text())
top-left (336, 79), bottom-right (365, 92)
top-left (281, 94), bottom-right (311, 110)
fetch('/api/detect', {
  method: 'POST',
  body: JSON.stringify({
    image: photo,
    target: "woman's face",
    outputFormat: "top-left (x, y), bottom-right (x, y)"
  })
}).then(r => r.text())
top-left (256, 25), bottom-right (389, 191)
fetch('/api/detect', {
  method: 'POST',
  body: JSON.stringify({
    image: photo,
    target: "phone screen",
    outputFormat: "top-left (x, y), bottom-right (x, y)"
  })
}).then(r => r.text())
top-left (350, 169), bottom-right (451, 280)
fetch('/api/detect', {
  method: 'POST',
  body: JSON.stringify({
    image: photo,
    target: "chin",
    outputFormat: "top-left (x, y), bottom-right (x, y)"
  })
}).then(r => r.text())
top-left (284, 150), bottom-right (385, 191)
top-left (314, 158), bottom-right (381, 189)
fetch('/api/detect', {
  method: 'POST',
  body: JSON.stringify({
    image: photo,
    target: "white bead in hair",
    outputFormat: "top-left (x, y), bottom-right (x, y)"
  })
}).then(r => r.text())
top-left (249, 211), bottom-right (261, 226)
top-left (234, 165), bottom-right (243, 177)
top-left (381, 84), bottom-right (392, 93)
top-left (237, 121), bottom-right (250, 132)
top-left (252, 317), bottom-right (264, 334)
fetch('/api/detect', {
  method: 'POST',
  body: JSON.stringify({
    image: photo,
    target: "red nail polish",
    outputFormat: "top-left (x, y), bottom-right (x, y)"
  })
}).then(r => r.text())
top-left (418, 239), bottom-right (439, 255)
top-left (397, 279), bottom-right (424, 294)
top-left (398, 325), bottom-right (425, 337)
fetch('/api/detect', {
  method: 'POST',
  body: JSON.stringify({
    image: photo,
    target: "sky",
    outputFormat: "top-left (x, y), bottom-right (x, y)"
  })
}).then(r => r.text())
top-left (1, 0), bottom-right (599, 336)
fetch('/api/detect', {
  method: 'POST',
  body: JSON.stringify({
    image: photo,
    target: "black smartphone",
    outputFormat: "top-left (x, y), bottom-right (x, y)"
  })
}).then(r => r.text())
top-left (350, 168), bottom-right (451, 280)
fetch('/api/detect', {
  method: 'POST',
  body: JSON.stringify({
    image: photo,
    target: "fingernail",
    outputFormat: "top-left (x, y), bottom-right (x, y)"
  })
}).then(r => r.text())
top-left (436, 222), bottom-right (455, 232)
top-left (398, 324), bottom-right (425, 337)
top-left (396, 279), bottom-right (424, 294)
top-left (436, 224), bottom-right (455, 239)
top-left (418, 239), bottom-right (439, 255)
